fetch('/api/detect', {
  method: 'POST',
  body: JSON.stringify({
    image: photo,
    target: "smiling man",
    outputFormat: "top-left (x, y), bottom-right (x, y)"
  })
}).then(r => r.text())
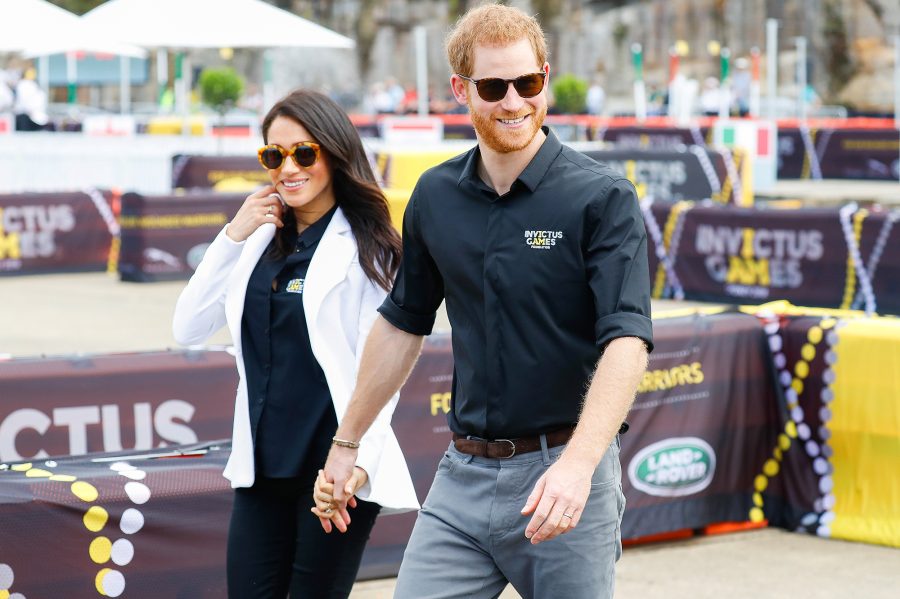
top-left (322, 3), bottom-right (653, 598)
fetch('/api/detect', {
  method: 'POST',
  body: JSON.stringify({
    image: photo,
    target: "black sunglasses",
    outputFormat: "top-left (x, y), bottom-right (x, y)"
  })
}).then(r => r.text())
top-left (457, 72), bottom-right (546, 102)
top-left (257, 142), bottom-right (321, 170)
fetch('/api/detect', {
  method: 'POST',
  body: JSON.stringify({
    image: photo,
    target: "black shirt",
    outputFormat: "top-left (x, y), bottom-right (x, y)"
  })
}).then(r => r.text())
top-left (241, 206), bottom-right (338, 478)
top-left (379, 128), bottom-right (653, 439)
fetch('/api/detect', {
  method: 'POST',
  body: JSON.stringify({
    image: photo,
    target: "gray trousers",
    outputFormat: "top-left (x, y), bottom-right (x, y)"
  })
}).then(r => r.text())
top-left (394, 437), bottom-right (625, 599)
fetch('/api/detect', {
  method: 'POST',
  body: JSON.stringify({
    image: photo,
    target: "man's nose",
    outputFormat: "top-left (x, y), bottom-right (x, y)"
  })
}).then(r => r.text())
top-left (499, 82), bottom-right (526, 110)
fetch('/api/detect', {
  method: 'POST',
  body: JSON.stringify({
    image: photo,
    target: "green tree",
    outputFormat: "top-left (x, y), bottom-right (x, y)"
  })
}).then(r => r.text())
top-left (551, 73), bottom-right (587, 114)
top-left (199, 67), bottom-right (244, 115)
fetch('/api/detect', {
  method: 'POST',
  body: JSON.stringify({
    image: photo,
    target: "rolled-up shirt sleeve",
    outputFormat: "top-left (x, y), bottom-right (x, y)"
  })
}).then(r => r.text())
top-left (586, 178), bottom-right (654, 352)
top-left (378, 186), bottom-right (445, 335)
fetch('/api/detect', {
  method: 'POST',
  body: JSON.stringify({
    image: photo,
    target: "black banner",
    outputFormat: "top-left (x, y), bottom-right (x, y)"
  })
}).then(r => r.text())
top-left (171, 154), bottom-right (268, 190)
top-left (0, 191), bottom-right (115, 276)
top-left (583, 147), bottom-right (734, 204)
top-left (644, 201), bottom-right (900, 314)
top-left (117, 192), bottom-right (244, 282)
top-left (620, 311), bottom-right (778, 538)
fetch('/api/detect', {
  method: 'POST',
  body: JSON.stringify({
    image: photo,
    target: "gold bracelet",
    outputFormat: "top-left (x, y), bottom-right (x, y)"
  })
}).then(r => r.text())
top-left (332, 436), bottom-right (360, 449)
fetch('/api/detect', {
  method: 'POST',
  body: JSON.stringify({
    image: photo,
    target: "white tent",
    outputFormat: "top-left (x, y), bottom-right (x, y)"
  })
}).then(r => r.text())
top-left (81, 0), bottom-right (355, 118)
top-left (80, 0), bottom-right (354, 49)
top-left (1, 0), bottom-right (146, 57)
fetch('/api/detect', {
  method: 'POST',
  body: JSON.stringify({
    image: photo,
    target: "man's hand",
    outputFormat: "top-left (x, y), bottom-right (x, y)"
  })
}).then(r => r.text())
top-left (520, 456), bottom-right (596, 544)
top-left (311, 467), bottom-right (368, 533)
top-left (319, 445), bottom-right (358, 522)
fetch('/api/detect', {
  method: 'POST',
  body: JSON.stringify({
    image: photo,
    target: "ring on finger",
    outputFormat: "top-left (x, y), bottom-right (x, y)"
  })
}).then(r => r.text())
top-left (562, 512), bottom-right (574, 519)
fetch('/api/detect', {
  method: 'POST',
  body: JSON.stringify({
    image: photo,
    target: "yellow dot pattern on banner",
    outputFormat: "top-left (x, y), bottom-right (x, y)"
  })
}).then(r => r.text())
top-left (786, 421), bottom-right (798, 438)
top-left (90, 537), bottom-right (112, 564)
top-left (95, 568), bottom-right (111, 594)
top-left (749, 316), bottom-right (829, 521)
top-left (84, 506), bottom-right (109, 533)
top-left (0, 460), bottom-right (142, 597)
top-left (801, 343), bottom-right (816, 362)
top-left (840, 209), bottom-right (867, 309)
top-left (652, 200), bottom-right (694, 299)
top-left (71, 481), bottom-right (99, 502)
top-left (25, 468), bottom-right (53, 478)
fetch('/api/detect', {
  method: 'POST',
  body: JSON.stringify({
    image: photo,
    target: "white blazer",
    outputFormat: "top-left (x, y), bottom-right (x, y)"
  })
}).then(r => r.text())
top-left (173, 208), bottom-right (419, 513)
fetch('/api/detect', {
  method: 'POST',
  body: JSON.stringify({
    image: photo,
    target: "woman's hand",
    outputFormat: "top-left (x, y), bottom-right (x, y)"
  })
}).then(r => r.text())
top-left (310, 467), bottom-right (369, 533)
top-left (225, 185), bottom-right (285, 242)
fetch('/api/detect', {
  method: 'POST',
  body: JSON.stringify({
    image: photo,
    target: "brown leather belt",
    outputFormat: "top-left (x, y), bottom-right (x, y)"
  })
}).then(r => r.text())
top-left (452, 426), bottom-right (575, 459)
top-left (452, 422), bottom-right (629, 459)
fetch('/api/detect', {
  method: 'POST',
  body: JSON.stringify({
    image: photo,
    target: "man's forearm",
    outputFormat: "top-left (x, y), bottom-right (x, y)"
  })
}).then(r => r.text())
top-left (562, 336), bottom-right (648, 465)
top-left (336, 315), bottom-right (425, 442)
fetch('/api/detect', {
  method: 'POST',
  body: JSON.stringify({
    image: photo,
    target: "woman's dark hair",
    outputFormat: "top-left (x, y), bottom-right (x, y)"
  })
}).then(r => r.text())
top-left (261, 89), bottom-right (401, 291)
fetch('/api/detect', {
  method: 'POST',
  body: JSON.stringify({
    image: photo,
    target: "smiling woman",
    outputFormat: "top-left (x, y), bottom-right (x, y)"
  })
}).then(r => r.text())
top-left (171, 89), bottom-right (418, 599)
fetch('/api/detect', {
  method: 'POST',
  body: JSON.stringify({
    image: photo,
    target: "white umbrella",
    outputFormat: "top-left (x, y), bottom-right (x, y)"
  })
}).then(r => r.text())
top-left (81, 0), bottom-right (355, 49)
top-left (1, 0), bottom-right (146, 57)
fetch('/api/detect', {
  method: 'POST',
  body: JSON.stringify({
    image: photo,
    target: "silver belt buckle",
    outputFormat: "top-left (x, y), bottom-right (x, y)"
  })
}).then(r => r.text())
top-left (494, 438), bottom-right (516, 458)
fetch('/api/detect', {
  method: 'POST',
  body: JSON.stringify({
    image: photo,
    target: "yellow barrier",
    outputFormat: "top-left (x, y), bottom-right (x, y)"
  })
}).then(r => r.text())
top-left (382, 188), bottom-right (411, 232)
top-left (376, 148), bottom-right (464, 190)
top-left (146, 116), bottom-right (208, 136)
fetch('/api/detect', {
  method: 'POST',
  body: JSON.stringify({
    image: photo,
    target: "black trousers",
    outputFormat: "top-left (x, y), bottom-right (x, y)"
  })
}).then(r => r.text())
top-left (227, 474), bottom-right (381, 599)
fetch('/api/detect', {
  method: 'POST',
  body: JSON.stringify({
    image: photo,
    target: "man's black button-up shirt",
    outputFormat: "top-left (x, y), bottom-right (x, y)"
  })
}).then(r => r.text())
top-left (378, 128), bottom-right (653, 439)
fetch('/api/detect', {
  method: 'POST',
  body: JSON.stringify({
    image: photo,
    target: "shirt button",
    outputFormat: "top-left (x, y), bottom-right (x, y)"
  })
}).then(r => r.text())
top-left (257, 396), bottom-right (264, 404)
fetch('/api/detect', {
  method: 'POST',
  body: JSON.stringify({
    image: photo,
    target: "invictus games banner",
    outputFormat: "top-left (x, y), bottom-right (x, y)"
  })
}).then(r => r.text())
top-left (0, 190), bottom-right (117, 276)
top-left (0, 349), bottom-right (238, 463)
top-left (619, 311), bottom-right (779, 539)
top-left (171, 154), bottom-right (267, 191)
top-left (643, 200), bottom-right (900, 315)
top-left (117, 192), bottom-right (244, 282)
top-left (582, 147), bottom-right (740, 204)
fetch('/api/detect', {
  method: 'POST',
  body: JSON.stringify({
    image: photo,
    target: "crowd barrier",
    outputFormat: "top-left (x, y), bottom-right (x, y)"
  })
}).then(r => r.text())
top-left (596, 123), bottom-right (900, 181)
top-left (2, 308), bottom-right (898, 595)
top-left (113, 190), bottom-right (900, 316)
top-left (645, 200), bottom-right (900, 314)
top-left (171, 144), bottom-right (750, 207)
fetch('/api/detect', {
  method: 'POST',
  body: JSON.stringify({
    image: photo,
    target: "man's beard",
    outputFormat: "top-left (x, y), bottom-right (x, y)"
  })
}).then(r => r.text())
top-left (468, 97), bottom-right (546, 154)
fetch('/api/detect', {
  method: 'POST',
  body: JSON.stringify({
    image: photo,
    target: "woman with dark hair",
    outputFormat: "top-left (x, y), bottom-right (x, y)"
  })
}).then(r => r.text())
top-left (173, 89), bottom-right (418, 598)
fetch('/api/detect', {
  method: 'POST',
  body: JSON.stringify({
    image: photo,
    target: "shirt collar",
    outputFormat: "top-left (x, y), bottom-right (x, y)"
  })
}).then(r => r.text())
top-left (457, 126), bottom-right (562, 194)
top-left (295, 203), bottom-right (338, 249)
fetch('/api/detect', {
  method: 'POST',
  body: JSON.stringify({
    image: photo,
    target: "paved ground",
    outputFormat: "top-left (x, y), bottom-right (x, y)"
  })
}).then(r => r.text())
top-left (2, 272), bottom-right (898, 597)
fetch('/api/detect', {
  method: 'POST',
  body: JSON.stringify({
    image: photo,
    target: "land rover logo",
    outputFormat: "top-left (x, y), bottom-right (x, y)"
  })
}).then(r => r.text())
top-left (628, 437), bottom-right (716, 497)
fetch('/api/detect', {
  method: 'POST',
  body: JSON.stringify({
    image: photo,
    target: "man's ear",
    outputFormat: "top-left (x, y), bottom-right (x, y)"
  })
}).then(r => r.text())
top-left (450, 75), bottom-right (468, 106)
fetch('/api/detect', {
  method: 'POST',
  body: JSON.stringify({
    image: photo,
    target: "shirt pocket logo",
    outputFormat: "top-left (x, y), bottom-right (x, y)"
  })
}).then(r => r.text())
top-left (285, 278), bottom-right (305, 294)
top-left (523, 229), bottom-right (564, 250)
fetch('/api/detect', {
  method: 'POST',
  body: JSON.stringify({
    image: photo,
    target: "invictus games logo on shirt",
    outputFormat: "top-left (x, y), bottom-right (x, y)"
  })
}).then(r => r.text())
top-left (524, 230), bottom-right (563, 249)
top-left (628, 437), bottom-right (716, 497)
top-left (286, 278), bottom-right (304, 293)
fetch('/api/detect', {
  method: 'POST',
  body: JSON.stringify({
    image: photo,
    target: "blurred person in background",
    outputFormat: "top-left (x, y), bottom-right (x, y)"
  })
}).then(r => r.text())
top-left (14, 68), bottom-right (48, 132)
top-left (172, 89), bottom-right (418, 599)
top-left (320, 3), bottom-right (651, 598)
top-left (587, 76), bottom-right (606, 116)
top-left (0, 71), bottom-right (14, 114)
